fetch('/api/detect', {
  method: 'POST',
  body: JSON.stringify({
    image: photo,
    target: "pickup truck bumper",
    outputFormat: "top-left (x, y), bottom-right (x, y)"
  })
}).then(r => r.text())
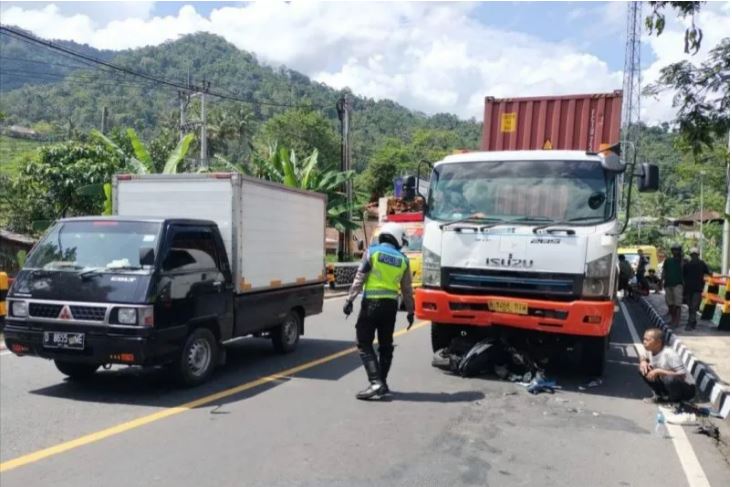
top-left (415, 288), bottom-right (614, 337)
top-left (2, 321), bottom-right (185, 366)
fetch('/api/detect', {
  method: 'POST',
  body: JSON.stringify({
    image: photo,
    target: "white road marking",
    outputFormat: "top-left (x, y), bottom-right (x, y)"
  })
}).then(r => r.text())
top-left (619, 301), bottom-right (711, 487)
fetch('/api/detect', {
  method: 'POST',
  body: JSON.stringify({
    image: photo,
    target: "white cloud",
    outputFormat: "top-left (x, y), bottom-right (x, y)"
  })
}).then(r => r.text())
top-left (0, 2), bottom-right (728, 124)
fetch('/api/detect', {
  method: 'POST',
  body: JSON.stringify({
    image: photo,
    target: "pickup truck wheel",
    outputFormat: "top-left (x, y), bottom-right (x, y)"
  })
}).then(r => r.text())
top-left (175, 328), bottom-right (218, 387)
top-left (54, 360), bottom-right (99, 380)
top-left (580, 336), bottom-right (608, 377)
top-left (272, 311), bottom-right (301, 353)
top-left (431, 323), bottom-right (458, 352)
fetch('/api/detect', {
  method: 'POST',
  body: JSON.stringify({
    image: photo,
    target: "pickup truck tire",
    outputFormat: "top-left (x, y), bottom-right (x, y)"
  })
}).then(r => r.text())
top-left (581, 335), bottom-right (608, 377)
top-left (54, 360), bottom-right (99, 380)
top-left (174, 327), bottom-right (218, 387)
top-left (272, 310), bottom-right (301, 353)
top-left (431, 323), bottom-right (458, 352)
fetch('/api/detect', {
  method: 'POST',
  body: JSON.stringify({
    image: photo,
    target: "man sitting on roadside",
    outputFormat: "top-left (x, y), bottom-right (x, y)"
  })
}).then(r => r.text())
top-left (639, 328), bottom-right (696, 404)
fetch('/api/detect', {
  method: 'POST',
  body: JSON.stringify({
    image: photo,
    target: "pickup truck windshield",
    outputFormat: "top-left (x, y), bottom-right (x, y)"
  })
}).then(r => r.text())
top-left (25, 220), bottom-right (162, 271)
top-left (426, 160), bottom-right (614, 224)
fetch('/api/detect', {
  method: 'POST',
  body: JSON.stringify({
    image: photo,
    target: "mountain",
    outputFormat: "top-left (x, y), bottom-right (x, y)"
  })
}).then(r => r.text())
top-left (0, 29), bottom-right (482, 170)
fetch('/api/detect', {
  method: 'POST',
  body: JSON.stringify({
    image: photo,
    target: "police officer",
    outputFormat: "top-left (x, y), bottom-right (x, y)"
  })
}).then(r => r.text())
top-left (343, 222), bottom-right (415, 400)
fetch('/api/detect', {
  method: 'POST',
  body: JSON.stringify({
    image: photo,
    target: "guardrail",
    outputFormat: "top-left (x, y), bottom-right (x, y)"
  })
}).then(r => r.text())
top-left (326, 263), bottom-right (360, 289)
top-left (0, 272), bottom-right (8, 330)
top-left (700, 275), bottom-right (730, 331)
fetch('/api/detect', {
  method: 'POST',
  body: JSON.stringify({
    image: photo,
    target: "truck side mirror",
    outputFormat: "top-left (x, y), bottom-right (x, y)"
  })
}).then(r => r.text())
top-left (638, 163), bottom-right (660, 192)
top-left (403, 176), bottom-right (416, 201)
top-left (139, 247), bottom-right (155, 267)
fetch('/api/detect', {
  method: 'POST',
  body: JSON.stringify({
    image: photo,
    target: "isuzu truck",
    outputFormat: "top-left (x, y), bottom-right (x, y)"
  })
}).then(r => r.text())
top-left (415, 92), bottom-right (658, 375)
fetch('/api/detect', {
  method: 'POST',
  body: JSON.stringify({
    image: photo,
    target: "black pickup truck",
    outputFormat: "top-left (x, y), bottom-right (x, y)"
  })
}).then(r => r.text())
top-left (3, 217), bottom-right (324, 386)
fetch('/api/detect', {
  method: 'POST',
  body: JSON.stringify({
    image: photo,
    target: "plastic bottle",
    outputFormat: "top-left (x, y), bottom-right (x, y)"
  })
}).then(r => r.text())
top-left (654, 410), bottom-right (666, 437)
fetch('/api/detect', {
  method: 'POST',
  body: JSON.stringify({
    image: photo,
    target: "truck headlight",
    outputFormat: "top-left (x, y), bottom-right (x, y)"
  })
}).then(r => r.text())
top-left (422, 247), bottom-right (441, 287)
top-left (582, 278), bottom-right (608, 297)
top-left (117, 308), bottom-right (138, 325)
top-left (11, 301), bottom-right (28, 317)
top-left (586, 254), bottom-right (613, 278)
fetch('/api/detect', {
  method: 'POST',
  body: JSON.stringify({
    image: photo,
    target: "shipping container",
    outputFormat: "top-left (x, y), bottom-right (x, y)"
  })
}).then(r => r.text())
top-left (481, 91), bottom-right (623, 153)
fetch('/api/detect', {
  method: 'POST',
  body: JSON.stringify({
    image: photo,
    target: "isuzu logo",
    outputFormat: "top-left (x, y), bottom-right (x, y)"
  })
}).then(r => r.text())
top-left (486, 253), bottom-right (534, 268)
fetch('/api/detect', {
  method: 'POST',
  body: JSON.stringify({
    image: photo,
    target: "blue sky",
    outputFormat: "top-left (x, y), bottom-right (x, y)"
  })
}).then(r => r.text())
top-left (1, 1), bottom-right (728, 123)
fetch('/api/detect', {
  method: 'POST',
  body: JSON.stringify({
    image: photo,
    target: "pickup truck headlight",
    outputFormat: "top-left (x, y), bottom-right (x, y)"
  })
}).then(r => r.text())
top-left (11, 301), bottom-right (28, 317)
top-left (583, 254), bottom-right (613, 298)
top-left (422, 247), bottom-right (441, 287)
top-left (116, 308), bottom-right (138, 325)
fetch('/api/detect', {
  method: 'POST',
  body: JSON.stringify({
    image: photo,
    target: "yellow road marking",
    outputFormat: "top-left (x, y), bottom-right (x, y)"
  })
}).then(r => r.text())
top-left (0, 320), bottom-right (429, 473)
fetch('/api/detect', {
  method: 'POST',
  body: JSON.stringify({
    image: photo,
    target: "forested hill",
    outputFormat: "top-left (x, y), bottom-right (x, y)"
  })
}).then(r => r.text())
top-left (0, 28), bottom-right (482, 169)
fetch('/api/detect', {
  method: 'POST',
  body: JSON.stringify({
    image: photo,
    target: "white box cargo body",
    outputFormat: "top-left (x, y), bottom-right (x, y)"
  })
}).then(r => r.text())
top-left (113, 173), bottom-right (326, 294)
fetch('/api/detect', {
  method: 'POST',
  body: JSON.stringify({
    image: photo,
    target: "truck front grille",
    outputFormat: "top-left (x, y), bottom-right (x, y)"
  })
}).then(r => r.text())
top-left (69, 306), bottom-right (106, 321)
top-left (444, 268), bottom-right (583, 300)
top-left (29, 303), bottom-right (63, 318)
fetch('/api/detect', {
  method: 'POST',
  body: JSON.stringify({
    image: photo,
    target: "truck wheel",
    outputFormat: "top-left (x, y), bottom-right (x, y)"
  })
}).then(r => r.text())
top-left (54, 360), bottom-right (99, 380)
top-left (272, 310), bottom-right (301, 353)
top-left (175, 328), bottom-right (218, 387)
top-left (581, 336), bottom-right (608, 377)
top-left (431, 323), bottom-right (458, 352)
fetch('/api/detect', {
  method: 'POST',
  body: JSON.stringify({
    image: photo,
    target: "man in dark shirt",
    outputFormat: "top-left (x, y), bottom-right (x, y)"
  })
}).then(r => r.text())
top-left (683, 247), bottom-right (711, 330)
top-left (636, 249), bottom-right (648, 292)
top-left (662, 244), bottom-right (684, 328)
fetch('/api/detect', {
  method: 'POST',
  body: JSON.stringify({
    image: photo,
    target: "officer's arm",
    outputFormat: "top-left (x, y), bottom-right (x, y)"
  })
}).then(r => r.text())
top-left (400, 260), bottom-right (415, 314)
top-left (346, 251), bottom-right (371, 303)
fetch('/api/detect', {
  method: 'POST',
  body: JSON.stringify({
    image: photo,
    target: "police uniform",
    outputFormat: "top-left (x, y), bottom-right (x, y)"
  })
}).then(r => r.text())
top-left (345, 239), bottom-right (414, 398)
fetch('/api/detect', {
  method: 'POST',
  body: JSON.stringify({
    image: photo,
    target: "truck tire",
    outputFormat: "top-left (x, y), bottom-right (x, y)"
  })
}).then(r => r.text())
top-left (272, 310), bottom-right (301, 353)
top-left (174, 327), bottom-right (218, 387)
top-left (431, 323), bottom-right (458, 352)
top-left (581, 335), bottom-right (608, 377)
top-left (54, 360), bottom-right (99, 380)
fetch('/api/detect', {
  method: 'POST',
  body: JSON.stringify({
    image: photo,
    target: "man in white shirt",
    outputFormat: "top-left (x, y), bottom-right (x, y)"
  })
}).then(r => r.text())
top-left (639, 328), bottom-right (696, 403)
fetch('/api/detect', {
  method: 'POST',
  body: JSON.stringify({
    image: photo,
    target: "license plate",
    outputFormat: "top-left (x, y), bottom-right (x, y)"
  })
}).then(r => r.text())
top-left (488, 300), bottom-right (528, 315)
top-left (43, 332), bottom-right (85, 350)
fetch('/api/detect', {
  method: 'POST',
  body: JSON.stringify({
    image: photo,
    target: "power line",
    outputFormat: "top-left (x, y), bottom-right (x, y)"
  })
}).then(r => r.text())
top-left (0, 26), bottom-right (330, 111)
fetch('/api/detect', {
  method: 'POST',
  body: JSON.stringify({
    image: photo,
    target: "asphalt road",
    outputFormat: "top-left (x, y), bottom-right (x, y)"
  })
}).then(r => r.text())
top-left (0, 297), bottom-right (728, 486)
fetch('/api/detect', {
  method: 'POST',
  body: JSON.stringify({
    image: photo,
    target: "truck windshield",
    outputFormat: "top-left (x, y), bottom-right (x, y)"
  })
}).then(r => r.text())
top-left (426, 160), bottom-right (615, 224)
top-left (25, 220), bottom-right (162, 272)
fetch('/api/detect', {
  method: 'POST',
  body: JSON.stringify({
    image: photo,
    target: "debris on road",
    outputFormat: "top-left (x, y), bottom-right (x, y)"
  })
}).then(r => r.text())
top-left (578, 378), bottom-right (603, 391)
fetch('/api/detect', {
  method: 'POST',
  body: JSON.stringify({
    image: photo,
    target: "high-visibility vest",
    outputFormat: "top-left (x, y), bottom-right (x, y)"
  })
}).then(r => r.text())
top-left (363, 243), bottom-right (408, 299)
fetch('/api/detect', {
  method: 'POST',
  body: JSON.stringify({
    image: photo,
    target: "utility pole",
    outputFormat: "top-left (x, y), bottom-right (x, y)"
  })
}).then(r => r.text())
top-left (336, 94), bottom-right (352, 262)
top-left (197, 80), bottom-right (210, 168)
top-left (699, 171), bottom-right (705, 260)
top-left (723, 164), bottom-right (730, 274)
top-left (178, 91), bottom-right (187, 142)
top-left (100, 106), bottom-right (108, 134)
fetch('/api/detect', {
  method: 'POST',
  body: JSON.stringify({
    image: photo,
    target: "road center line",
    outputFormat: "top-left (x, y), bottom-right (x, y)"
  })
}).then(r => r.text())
top-left (619, 301), bottom-right (711, 487)
top-left (0, 320), bottom-right (429, 473)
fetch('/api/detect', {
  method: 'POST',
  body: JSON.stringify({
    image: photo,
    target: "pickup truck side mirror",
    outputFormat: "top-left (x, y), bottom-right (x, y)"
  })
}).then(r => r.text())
top-left (638, 163), bottom-right (660, 192)
top-left (139, 247), bottom-right (155, 267)
top-left (357, 240), bottom-right (365, 251)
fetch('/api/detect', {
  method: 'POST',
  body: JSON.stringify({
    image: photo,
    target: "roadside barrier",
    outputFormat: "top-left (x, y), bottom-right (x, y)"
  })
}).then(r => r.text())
top-left (700, 275), bottom-right (730, 331)
top-left (0, 272), bottom-right (8, 330)
top-left (326, 263), bottom-right (359, 289)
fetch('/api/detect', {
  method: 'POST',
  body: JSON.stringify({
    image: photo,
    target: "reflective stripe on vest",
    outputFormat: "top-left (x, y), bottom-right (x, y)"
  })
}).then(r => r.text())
top-left (363, 244), bottom-right (407, 299)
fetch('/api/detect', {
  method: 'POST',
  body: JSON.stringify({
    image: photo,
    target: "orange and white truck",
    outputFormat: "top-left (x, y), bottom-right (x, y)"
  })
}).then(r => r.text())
top-left (415, 92), bottom-right (658, 375)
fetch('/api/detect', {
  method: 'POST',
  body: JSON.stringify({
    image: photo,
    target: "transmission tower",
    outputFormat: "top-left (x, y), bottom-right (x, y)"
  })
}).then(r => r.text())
top-left (622, 1), bottom-right (642, 155)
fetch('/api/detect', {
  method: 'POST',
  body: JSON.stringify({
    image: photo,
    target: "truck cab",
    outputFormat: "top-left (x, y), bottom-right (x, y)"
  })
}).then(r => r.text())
top-left (4, 217), bottom-right (234, 384)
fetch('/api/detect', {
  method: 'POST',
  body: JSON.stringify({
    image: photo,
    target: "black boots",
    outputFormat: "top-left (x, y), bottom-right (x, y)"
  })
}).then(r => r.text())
top-left (379, 350), bottom-right (393, 395)
top-left (357, 352), bottom-right (386, 400)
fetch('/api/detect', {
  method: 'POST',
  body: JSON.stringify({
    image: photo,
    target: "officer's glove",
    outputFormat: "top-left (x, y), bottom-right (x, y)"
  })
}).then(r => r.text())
top-left (343, 300), bottom-right (353, 317)
top-left (406, 312), bottom-right (415, 330)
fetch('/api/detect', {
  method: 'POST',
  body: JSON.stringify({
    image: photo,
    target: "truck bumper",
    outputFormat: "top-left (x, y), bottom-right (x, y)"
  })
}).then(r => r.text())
top-left (2, 322), bottom-right (184, 366)
top-left (415, 288), bottom-right (614, 337)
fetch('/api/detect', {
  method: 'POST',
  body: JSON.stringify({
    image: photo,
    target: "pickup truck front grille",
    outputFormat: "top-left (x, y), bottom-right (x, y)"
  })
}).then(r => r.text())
top-left (69, 306), bottom-right (106, 321)
top-left (29, 303), bottom-right (63, 318)
top-left (443, 268), bottom-right (583, 300)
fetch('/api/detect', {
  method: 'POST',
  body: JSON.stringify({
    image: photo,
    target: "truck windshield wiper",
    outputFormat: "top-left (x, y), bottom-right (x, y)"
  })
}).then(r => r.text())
top-left (439, 215), bottom-right (503, 230)
top-left (531, 216), bottom-right (603, 234)
top-left (78, 267), bottom-right (106, 280)
top-left (79, 265), bottom-right (145, 280)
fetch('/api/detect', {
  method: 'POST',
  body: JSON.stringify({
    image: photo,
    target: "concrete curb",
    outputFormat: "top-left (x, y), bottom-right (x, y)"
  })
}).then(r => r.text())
top-left (324, 292), bottom-right (348, 300)
top-left (639, 297), bottom-right (730, 419)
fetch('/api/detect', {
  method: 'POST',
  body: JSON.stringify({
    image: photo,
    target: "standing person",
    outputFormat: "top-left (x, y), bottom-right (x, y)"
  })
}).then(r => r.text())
top-left (682, 247), bottom-right (711, 330)
top-left (636, 249), bottom-right (648, 293)
top-left (343, 222), bottom-right (415, 400)
top-left (618, 254), bottom-right (633, 298)
top-left (639, 328), bottom-right (696, 403)
top-left (661, 244), bottom-right (684, 328)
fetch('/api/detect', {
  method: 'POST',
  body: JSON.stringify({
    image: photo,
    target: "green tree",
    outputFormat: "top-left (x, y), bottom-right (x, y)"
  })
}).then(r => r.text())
top-left (254, 109), bottom-right (341, 171)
